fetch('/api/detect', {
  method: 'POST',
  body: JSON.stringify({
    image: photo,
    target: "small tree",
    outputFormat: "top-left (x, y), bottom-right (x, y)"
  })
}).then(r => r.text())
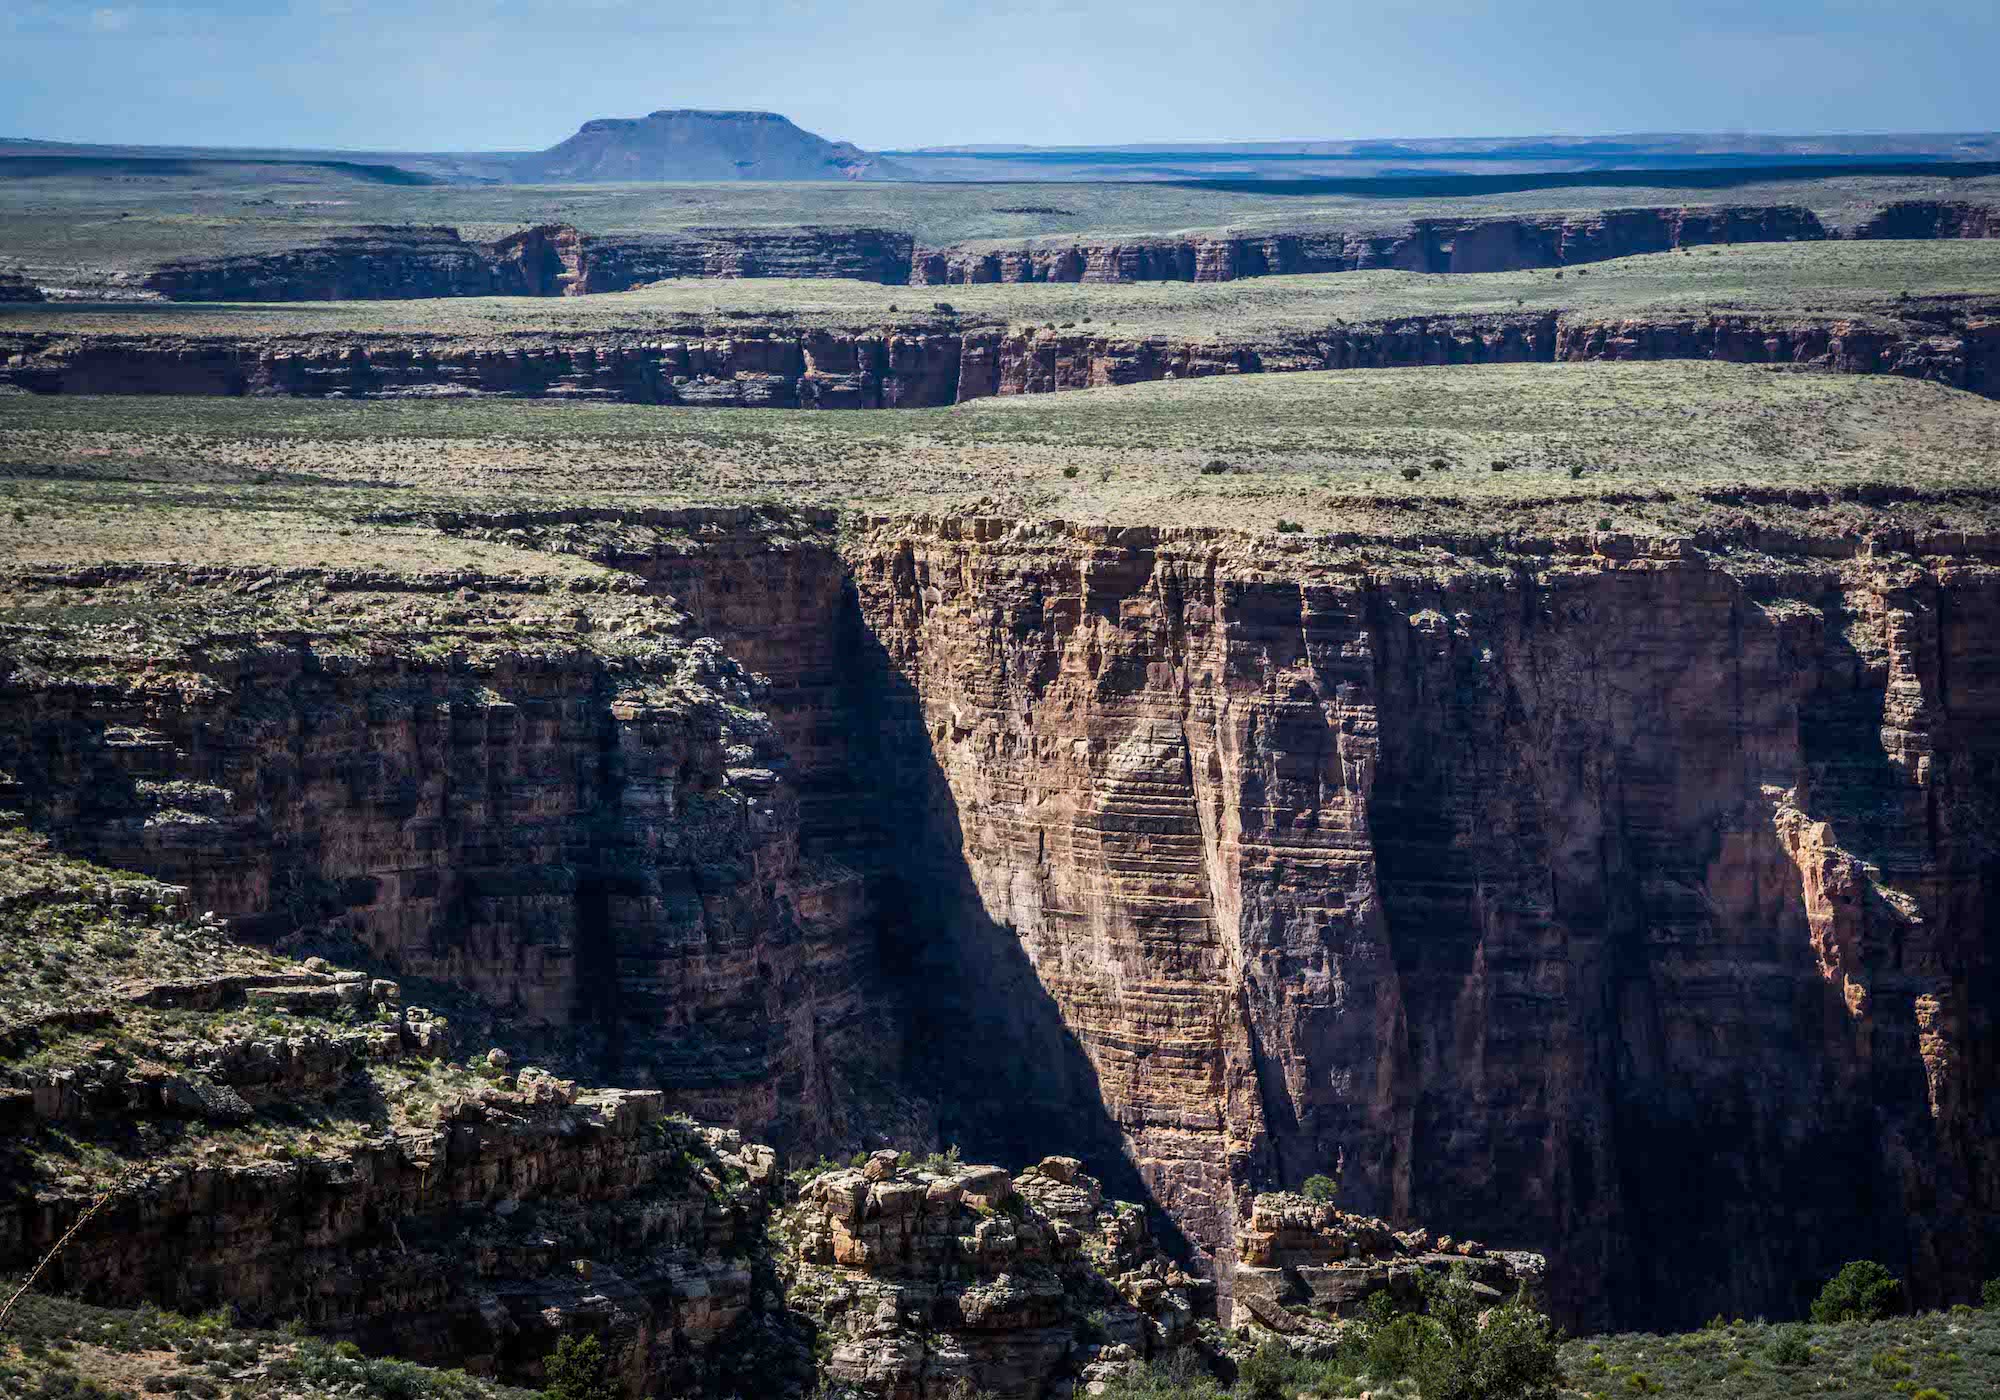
top-left (543, 1333), bottom-right (616, 1400)
top-left (1301, 1174), bottom-right (1338, 1204)
top-left (1408, 1269), bottom-right (1562, 1400)
top-left (1983, 1278), bottom-right (2000, 1310)
top-left (1236, 1338), bottom-right (1295, 1400)
top-left (1811, 1261), bottom-right (1903, 1323)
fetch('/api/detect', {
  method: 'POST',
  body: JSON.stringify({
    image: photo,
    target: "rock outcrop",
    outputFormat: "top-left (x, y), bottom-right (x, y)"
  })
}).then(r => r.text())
top-left (781, 1153), bottom-right (1205, 1400)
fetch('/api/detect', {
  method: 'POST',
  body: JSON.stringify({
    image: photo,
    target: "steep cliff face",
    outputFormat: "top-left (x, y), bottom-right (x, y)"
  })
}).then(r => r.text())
top-left (138, 224), bottom-right (915, 301)
top-left (836, 520), bottom-right (2000, 1330)
top-left (141, 226), bottom-right (582, 302)
top-left (1850, 201), bottom-right (2000, 241)
top-left (572, 228), bottom-right (916, 288)
top-left (9, 301), bottom-right (2000, 405)
top-left (911, 206), bottom-right (1829, 285)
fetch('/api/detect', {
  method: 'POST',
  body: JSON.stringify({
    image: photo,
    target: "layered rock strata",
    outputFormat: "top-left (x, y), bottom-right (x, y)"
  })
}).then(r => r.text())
top-left (910, 205), bottom-right (1828, 284)
top-left (92, 201), bottom-right (1999, 302)
top-left (1851, 200), bottom-right (2000, 241)
top-left (1230, 1193), bottom-right (1543, 1335)
top-left (781, 1152), bottom-right (1204, 1400)
top-left (6, 301), bottom-right (1997, 405)
top-left (836, 517), bottom-right (2000, 1330)
top-left (139, 224), bottom-right (915, 301)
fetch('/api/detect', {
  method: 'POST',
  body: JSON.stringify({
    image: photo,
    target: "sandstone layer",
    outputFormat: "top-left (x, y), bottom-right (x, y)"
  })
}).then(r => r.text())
top-left (6, 299), bottom-right (1997, 405)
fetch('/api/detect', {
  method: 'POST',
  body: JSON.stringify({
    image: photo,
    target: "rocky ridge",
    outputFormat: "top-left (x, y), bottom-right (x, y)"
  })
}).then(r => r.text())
top-left (137, 224), bottom-right (916, 301)
top-left (42, 199), bottom-right (1990, 304)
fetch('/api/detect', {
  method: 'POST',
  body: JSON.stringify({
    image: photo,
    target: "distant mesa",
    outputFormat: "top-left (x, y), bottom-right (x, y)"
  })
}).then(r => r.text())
top-left (511, 108), bottom-right (908, 183)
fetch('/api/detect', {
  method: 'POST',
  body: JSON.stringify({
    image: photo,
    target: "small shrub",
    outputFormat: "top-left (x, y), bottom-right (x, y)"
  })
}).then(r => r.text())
top-left (1274, 520), bottom-right (1304, 534)
top-left (1812, 1260), bottom-right (1903, 1323)
top-left (542, 1333), bottom-right (614, 1400)
top-left (1766, 1324), bottom-right (1813, 1367)
top-left (1409, 1273), bottom-right (1562, 1400)
top-left (1200, 460), bottom-right (1231, 475)
top-left (1868, 1348), bottom-right (1912, 1379)
top-left (1983, 1277), bottom-right (2000, 1309)
top-left (1401, 465), bottom-right (1422, 481)
top-left (1300, 1174), bottom-right (1337, 1204)
top-left (1063, 466), bottom-right (1080, 479)
top-left (1236, 1339), bottom-right (1293, 1400)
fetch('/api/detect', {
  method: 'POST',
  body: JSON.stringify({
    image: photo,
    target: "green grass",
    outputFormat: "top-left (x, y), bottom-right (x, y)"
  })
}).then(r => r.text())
top-left (6, 239), bottom-right (1999, 342)
top-left (1564, 1308), bottom-right (2000, 1400)
top-left (4, 361), bottom-right (1999, 539)
top-left (0, 1288), bottom-right (538, 1400)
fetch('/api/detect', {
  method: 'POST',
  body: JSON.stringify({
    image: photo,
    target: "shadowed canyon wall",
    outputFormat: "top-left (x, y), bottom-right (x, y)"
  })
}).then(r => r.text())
top-left (4, 517), bottom-right (1998, 1331)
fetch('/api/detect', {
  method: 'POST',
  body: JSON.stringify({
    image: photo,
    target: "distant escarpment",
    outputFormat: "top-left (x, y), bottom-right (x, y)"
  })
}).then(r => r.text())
top-left (9, 297), bottom-right (1997, 404)
top-left (1850, 199), bottom-right (2000, 240)
top-left (0, 267), bottom-right (43, 302)
top-left (911, 204), bottom-right (1830, 283)
top-left (139, 223), bottom-right (916, 300)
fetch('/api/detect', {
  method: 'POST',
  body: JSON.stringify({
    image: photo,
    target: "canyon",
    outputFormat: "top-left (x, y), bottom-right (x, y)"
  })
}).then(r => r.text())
top-left (3, 503), bottom-right (1996, 1344)
top-left (7, 299), bottom-right (1997, 405)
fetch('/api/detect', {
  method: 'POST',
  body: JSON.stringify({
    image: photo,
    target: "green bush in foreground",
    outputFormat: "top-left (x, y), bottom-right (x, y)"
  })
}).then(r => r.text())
top-left (1410, 1272), bottom-right (1564, 1400)
top-left (1811, 1260), bottom-right (1904, 1324)
top-left (541, 1334), bottom-right (615, 1400)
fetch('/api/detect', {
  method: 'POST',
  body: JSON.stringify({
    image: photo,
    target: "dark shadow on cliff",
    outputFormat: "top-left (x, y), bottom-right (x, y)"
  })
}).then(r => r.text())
top-left (830, 578), bottom-right (1195, 1264)
top-left (1360, 580), bottom-right (1994, 1333)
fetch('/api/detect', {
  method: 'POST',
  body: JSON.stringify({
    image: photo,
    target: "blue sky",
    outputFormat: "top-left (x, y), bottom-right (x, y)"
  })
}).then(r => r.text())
top-left (2, 0), bottom-right (1993, 152)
